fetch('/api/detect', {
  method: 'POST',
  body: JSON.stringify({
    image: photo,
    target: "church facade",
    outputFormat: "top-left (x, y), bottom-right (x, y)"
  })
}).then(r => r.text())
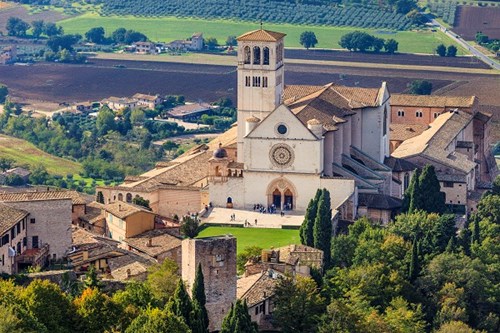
top-left (208, 29), bottom-right (394, 219)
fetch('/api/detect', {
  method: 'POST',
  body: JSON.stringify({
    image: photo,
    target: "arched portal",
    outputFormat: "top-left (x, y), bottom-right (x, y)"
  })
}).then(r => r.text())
top-left (266, 178), bottom-right (297, 210)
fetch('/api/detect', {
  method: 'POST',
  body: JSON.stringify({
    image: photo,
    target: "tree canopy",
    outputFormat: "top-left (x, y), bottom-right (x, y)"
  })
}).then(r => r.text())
top-left (299, 31), bottom-right (318, 49)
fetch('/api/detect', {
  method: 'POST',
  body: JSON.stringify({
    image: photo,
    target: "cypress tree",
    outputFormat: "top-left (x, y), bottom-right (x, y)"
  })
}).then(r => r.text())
top-left (472, 215), bottom-right (481, 245)
top-left (313, 189), bottom-right (332, 266)
top-left (190, 300), bottom-right (206, 333)
top-left (192, 263), bottom-right (209, 332)
top-left (458, 218), bottom-right (471, 256)
top-left (419, 164), bottom-right (445, 214)
top-left (300, 189), bottom-right (321, 246)
top-left (171, 279), bottom-right (192, 328)
top-left (405, 168), bottom-right (421, 213)
top-left (408, 237), bottom-right (419, 282)
top-left (220, 300), bottom-right (257, 333)
top-left (445, 236), bottom-right (456, 253)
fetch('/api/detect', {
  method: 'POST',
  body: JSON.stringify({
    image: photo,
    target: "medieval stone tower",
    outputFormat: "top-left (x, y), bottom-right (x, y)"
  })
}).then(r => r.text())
top-left (182, 236), bottom-right (237, 332)
top-left (236, 29), bottom-right (286, 162)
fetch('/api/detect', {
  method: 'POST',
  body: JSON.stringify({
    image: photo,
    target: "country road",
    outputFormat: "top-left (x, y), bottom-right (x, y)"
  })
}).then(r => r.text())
top-left (428, 17), bottom-right (500, 70)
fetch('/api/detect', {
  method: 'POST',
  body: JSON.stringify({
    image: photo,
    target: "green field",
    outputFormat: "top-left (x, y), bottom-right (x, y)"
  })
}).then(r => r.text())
top-left (58, 13), bottom-right (463, 54)
top-left (197, 226), bottom-right (300, 254)
top-left (0, 134), bottom-right (82, 175)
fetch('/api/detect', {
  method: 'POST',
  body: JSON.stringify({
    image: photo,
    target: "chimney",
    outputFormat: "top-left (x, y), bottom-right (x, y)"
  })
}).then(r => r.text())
top-left (245, 116), bottom-right (260, 135)
top-left (126, 268), bottom-right (131, 279)
top-left (118, 204), bottom-right (122, 211)
top-left (145, 238), bottom-right (152, 247)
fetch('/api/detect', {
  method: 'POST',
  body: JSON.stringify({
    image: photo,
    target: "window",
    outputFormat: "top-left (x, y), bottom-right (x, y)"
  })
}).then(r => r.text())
top-left (443, 182), bottom-right (454, 188)
top-left (23, 237), bottom-right (26, 247)
top-left (434, 112), bottom-right (439, 119)
top-left (11, 228), bottom-right (15, 239)
top-left (263, 47), bottom-right (270, 65)
top-left (403, 173), bottom-right (410, 191)
top-left (245, 76), bottom-right (251, 87)
top-left (126, 193), bottom-right (132, 203)
top-left (416, 111), bottom-right (423, 118)
top-left (1, 254), bottom-right (3, 266)
top-left (16, 222), bottom-right (20, 234)
top-left (277, 124), bottom-right (288, 135)
top-left (263, 77), bottom-right (268, 87)
top-left (1, 234), bottom-right (9, 246)
top-left (253, 46), bottom-right (261, 65)
top-left (383, 107), bottom-right (387, 136)
top-left (397, 110), bottom-right (405, 117)
top-left (244, 46), bottom-right (251, 64)
top-left (255, 307), bottom-right (259, 315)
top-left (22, 219), bottom-right (25, 230)
top-left (252, 76), bottom-right (261, 87)
top-left (30, 218), bottom-right (35, 224)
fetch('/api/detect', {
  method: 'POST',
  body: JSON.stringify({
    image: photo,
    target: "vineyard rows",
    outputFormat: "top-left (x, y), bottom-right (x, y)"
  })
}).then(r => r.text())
top-left (93, 0), bottom-right (413, 30)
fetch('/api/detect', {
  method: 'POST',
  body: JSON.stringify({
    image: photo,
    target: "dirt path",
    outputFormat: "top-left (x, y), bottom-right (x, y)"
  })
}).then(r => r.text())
top-left (94, 52), bottom-right (499, 75)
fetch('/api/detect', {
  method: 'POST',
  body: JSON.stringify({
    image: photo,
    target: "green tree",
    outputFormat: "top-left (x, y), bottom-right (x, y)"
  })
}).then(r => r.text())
top-left (236, 245), bottom-right (262, 273)
top-left (6, 17), bottom-right (30, 37)
top-left (409, 80), bottom-right (433, 95)
top-left (299, 31), bottom-right (318, 49)
top-left (0, 305), bottom-right (24, 333)
top-left (418, 164), bottom-right (445, 214)
top-left (96, 106), bottom-right (116, 135)
top-left (447, 45), bottom-right (458, 57)
top-left (31, 20), bottom-right (44, 38)
top-left (83, 265), bottom-right (101, 290)
top-left (206, 37), bottom-right (218, 50)
top-left (313, 189), bottom-right (332, 266)
top-left (300, 189), bottom-right (321, 246)
top-left (146, 259), bottom-right (179, 305)
top-left (436, 44), bottom-right (447, 57)
top-left (130, 109), bottom-right (145, 125)
top-left (125, 308), bottom-right (191, 333)
top-left (225, 35), bottom-right (237, 46)
top-left (384, 297), bottom-right (426, 333)
top-left (44, 22), bottom-right (63, 37)
top-left (408, 237), bottom-right (419, 282)
top-left (132, 195), bottom-right (150, 209)
top-left (85, 27), bottom-right (106, 44)
top-left (113, 281), bottom-right (157, 311)
top-left (402, 168), bottom-right (420, 212)
top-left (384, 38), bottom-right (399, 54)
top-left (181, 215), bottom-right (201, 238)
top-left (47, 34), bottom-right (81, 52)
top-left (436, 321), bottom-right (482, 333)
top-left (273, 276), bottom-right (324, 333)
top-left (29, 164), bottom-right (49, 185)
top-left (0, 157), bottom-right (13, 171)
top-left (74, 288), bottom-right (121, 333)
top-left (192, 263), bottom-right (209, 332)
top-left (0, 84), bottom-right (8, 103)
top-left (471, 216), bottom-right (481, 245)
top-left (220, 300), bottom-right (258, 333)
top-left (475, 32), bottom-right (488, 44)
top-left (111, 27), bottom-right (127, 43)
top-left (171, 280), bottom-right (192, 328)
top-left (20, 279), bottom-right (72, 333)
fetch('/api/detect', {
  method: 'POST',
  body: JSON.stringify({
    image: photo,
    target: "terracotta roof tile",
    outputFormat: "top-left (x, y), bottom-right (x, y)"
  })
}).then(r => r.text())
top-left (0, 190), bottom-right (86, 205)
top-left (103, 201), bottom-right (154, 219)
top-left (0, 203), bottom-right (28, 235)
top-left (390, 123), bottom-right (429, 142)
top-left (124, 229), bottom-right (182, 258)
top-left (237, 29), bottom-right (286, 42)
top-left (391, 94), bottom-right (476, 108)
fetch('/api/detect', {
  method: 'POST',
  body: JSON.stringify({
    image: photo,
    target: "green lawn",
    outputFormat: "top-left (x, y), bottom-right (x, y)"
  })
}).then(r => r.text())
top-left (197, 226), bottom-right (300, 254)
top-left (58, 13), bottom-right (464, 54)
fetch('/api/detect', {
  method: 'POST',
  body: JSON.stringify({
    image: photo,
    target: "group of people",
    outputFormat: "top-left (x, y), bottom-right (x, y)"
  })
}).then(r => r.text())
top-left (253, 203), bottom-right (285, 216)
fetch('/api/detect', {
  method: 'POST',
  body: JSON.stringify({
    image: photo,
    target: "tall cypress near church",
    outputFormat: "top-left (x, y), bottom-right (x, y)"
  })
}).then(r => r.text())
top-left (404, 169), bottom-right (421, 213)
top-left (192, 263), bottom-right (209, 332)
top-left (171, 280), bottom-right (192, 328)
top-left (313, 189), bottom-right (332, 266)
top-left (419, 164), bottom-right (445, 214)
top-left (300, 189), bottom-right (321, 247)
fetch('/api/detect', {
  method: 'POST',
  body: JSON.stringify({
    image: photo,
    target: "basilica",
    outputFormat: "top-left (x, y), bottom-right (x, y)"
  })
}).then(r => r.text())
top-left (97, 28), bottom-right (488, 223)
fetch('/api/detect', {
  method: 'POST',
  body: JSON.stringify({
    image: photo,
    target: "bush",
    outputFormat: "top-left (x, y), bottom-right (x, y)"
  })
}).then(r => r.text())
top-left (408, 80), bottom-right (432, 95)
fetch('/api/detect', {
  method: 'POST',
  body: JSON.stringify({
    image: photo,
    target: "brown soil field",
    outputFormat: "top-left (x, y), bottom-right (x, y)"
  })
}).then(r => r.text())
top-left (284, 49), bottom-right (490, 69)
top-left (0, 59), bottom-right (457, 106)
top-left (0, 5), bottom-right (69, 35)
top-left (453, 6), bottom-right (500, 40)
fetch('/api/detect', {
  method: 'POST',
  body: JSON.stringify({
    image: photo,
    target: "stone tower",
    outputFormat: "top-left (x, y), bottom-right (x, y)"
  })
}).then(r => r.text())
top-left (182, 236), bottom-right (237, 332)
top-left (236, 29), bottom-right (286, 162)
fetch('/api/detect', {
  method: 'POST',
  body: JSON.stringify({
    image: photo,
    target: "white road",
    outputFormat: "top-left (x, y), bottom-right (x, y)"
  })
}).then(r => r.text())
top-left (428, 16), bottom-right (500, 70)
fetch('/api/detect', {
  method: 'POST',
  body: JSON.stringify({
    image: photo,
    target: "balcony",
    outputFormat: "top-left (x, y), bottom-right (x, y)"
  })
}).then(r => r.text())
top-left (16, 244), bottom-right (49, 267)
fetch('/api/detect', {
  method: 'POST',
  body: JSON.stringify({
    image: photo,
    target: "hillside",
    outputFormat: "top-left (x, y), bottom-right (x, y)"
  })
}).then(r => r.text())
top-left (0, 134), bottom-right (82, 175)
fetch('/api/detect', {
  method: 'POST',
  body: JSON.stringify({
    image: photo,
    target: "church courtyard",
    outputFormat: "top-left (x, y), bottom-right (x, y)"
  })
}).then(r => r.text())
top-left (201, 207), bottom-right (305, 229)
top-left (197, 226), bottom-right (300, 254)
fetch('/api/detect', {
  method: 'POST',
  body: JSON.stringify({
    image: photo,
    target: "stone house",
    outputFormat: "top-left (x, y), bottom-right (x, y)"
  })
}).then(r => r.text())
top-left (0, 167), bottom-right (31, 185)
top-left (0, 46), bottom-right (17, 64)
top-left (102, 201), bottom-right (156, 242)
top-left (133, 41), bottom-right (156, 54)
top-left (0, 203), bottom-right (29, 274)
top-left (133, 93), bottom-right (163, 109)
top-left (102, 96), bottom-right (138, 111)
top-left (357, 193), bottom-right (403, 225)
top-left (122, 228), bottom-right (182, 267)
top-left (167, 33), bottom-right (204, 51)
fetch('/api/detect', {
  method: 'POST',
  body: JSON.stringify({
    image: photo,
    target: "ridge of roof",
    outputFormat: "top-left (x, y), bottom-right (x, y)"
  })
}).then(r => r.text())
top-left (237, 29), bottom-right (286, 42)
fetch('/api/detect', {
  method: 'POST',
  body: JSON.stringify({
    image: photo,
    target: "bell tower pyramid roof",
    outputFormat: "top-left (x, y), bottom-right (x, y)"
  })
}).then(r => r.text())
top-left (237, 29), bottom-right (286, 42)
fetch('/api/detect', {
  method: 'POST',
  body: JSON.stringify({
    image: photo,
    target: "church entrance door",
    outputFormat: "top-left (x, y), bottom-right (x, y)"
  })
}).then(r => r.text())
top-left (272, 189), bottom-right (281, 208)
top-left (284, 189), bottom-right (293, 210)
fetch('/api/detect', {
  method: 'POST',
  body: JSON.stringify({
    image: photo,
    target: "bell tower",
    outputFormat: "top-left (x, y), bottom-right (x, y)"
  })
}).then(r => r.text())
top-left (236, 29), bottom-right (286, 162)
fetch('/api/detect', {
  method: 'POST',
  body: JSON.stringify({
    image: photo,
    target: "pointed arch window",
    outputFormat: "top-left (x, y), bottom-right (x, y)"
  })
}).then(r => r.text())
top-left (383, 106), bottom-right (387, 136)
top-left (263, 47), bottom-right (270, 65)
top-left (253, 46), bottom-right (261, 65)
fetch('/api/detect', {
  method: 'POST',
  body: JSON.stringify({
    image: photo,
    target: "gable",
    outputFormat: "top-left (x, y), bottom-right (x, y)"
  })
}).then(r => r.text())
top-left (246, 104), bottom-right (318, 141)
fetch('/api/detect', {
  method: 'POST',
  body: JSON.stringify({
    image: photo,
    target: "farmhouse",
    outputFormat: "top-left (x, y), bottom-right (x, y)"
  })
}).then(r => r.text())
top-left (0, 45), bottom-right (16, 65)
top-left (133, 41), bottom-right (157, 54)
top-left (167, 32), bottom-right (204, 51)
top-left (102, 96), bottom-right (138, 111)
top-left (133, 93), bottom-right (162, 109)
top-left (166, 102), bottom-right (213, 121)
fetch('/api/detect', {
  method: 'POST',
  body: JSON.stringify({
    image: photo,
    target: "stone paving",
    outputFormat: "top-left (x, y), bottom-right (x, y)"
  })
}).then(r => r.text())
top-left (201, 207), bottom-right (304, 229)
